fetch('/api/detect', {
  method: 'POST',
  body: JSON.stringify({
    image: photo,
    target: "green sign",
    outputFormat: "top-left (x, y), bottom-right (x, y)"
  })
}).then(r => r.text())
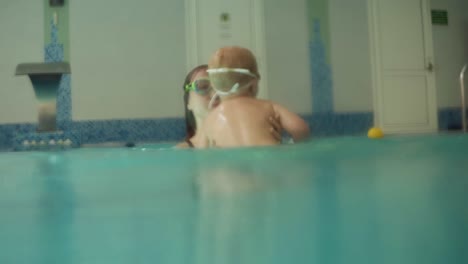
top-left (431, 10), bottom-right (448, 25)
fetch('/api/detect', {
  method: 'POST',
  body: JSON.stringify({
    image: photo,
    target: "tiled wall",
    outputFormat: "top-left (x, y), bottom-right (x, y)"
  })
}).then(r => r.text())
top-left (0, 0), bottom-right (466, 151)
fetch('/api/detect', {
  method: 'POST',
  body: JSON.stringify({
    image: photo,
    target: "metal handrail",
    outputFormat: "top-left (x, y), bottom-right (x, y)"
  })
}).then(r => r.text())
top-left (461, 64), bottom-right (467, 132)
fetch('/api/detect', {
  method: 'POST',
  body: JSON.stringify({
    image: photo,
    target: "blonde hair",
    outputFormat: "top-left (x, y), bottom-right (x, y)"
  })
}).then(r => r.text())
top-left (208, 46), bottom-right (260, 79)
top-left (208, 46), bottom-right (260, 95)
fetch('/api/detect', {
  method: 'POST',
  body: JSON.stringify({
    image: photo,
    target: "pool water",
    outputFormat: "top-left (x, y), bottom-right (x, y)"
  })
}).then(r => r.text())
top-left (1, 135), bottom-right (467, 264)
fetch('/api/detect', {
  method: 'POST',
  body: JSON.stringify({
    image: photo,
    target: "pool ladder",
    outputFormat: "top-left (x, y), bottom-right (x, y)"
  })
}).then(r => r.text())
top-left (461, 64), bottom-right (467, 132)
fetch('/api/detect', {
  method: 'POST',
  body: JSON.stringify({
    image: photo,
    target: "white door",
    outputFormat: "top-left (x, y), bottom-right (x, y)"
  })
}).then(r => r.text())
top-left (185, 0), bottom-right (268, 99)
top-left (368, 0), bottom-right (438, 134)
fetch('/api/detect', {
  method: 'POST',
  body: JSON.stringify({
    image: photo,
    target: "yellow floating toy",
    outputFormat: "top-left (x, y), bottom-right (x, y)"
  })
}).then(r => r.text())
top-left (368, 127), bottom-right (384, 139)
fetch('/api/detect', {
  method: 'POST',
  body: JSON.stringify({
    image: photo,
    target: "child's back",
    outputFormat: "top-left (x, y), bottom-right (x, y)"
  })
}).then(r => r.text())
top-left (202, 96), bottom-right (310, 148)
top-left (203, 97), bottom-right (278, 147)
top-left (200, 46), bottom-right (310, 148)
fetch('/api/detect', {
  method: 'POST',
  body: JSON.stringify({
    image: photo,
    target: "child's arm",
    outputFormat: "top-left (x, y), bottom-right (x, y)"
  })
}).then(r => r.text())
top-left (272, 103), bottom-right (310, 142)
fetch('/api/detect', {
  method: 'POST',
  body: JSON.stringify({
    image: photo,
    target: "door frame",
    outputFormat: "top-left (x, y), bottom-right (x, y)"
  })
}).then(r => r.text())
top-left (367, 0), bottom-right (438, 133)
top-left (184, 0), bottom-right (269, 99)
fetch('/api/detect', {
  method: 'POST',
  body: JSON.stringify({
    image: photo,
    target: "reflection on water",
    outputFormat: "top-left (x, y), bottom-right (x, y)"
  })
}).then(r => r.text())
top-left (0, 152), bottom-right (75, 264)
top-left (1, 136), bottom-right (468, 263)
top-left (194, 159), bottom-right (314, 264)
top-left (36, 154), bottom-right (75, 264)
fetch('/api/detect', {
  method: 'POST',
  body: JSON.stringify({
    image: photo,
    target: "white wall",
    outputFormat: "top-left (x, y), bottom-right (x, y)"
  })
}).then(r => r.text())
top-left (329, 0), bottom-right (373, 112)
top-left (0, 0), bottom-right (43, 124)
top-left (0, 0), bottom-right (312, 125)
top-left (186, 0), bottom-right (270, 100)
top-left (2, 0), bottom-right (467, 126)
top-left (70, 0), bottom-right (187, 120)
top-left (263, 0), bottom-right (312, 115)
top-left (431, 0), bottom-right (468, 108)
top-left (328, 0), bottom-right (468, 112)
top-left (69, 0), bottom-right (312, 120)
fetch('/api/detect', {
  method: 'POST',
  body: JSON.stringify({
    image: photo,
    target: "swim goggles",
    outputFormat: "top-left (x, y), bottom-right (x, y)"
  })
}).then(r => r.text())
top-left (184, 78), bottom-right (212, 95)
top-left (206, 68), bottom-right (257, 95)
top-left (206, 68), bottom-right (258, 108)
top-left (206, 68), bottom-right (257, 77)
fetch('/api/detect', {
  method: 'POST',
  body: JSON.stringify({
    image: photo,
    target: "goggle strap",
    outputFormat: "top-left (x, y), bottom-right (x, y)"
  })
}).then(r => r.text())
top-left (207, 68), bottom-right (257, 78)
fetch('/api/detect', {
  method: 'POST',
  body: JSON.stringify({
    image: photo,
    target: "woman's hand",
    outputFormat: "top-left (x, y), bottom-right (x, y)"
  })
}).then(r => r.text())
top-left (268, 114), bottom-right (282, 142)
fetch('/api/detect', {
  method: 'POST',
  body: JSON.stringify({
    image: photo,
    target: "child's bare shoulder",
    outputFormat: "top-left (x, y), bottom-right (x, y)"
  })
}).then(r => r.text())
top-left (218, 97), bottom-right (272, 113)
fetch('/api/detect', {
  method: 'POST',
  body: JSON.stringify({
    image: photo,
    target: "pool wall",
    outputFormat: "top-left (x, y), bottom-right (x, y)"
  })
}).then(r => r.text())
top-left (0, 0), bottom-right (466, 150)
top-left (1, 109), bottom-right (466, 150)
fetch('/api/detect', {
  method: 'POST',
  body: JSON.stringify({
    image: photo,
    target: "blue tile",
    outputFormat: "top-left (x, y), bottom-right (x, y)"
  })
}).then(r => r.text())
top-left (1, 109), bottom-right (461, 151)
top-left (44, 17), bottom-right (64, 63)
top-left (0, 124), bottom-right (36, 151)
top-left (310, 19), bottom-right (334, 113)
top-left (438, 107), bottom-right (466, 130)
top-left (303, 112), bottom-right (373, 137)
top-left (44, 43), bottom-right (64, 63)
top-left (13, 130), bottom-right (81, 151)
top-left (50, 18), bottom-right (59, 44)
top-left (57, 74), bottom-right (71, 128)
top-left (44, 16), bottom-right (72, 131)
top-left (72, 118), bottom-right (186, 145)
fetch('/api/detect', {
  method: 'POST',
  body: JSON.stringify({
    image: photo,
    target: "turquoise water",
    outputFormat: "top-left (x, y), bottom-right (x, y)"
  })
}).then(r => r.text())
top-left (1, 135), bottom-right (467, 264)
